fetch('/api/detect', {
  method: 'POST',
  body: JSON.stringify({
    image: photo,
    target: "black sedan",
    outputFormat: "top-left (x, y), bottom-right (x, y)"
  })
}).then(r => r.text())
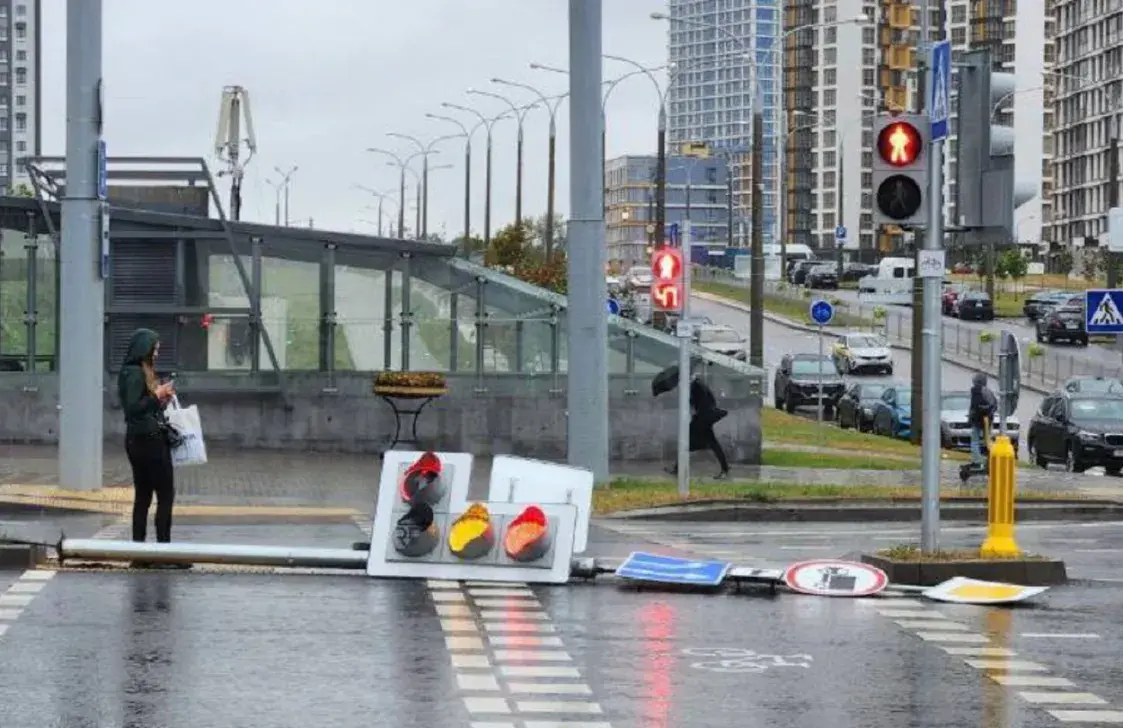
top-left (806, 264), bottom-right (839, 289)
top-left (836, 381), bottom-right (891, 432)
top-left (1023, 290), bottom-right (1069, 320)
top-left (1035, 304), bottom-right (1088, 346)
top-left (1028, 393), bottom-right (1123, 473)
top-left (954, 292), bottom-right (995, 321)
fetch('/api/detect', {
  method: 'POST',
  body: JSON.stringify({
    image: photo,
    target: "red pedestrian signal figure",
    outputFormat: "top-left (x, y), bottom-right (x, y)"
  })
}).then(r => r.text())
top-left (877, 121), bottom-right (922, 167)
top-left (651, 247), bottom-right (684, 313)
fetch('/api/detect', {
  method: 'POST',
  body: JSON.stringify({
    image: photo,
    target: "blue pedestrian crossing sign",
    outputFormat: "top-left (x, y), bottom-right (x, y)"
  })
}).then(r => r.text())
top-left (615, 551), bottom-right (731, 587)
top-left (929, 40), bottom-right (951, 141)
top-left (1085, 289), bottom-right (1123, 334)
top-left (607, 297), bottom-right (620, 315)
top-left (810, 299), bottom-right (834, 326)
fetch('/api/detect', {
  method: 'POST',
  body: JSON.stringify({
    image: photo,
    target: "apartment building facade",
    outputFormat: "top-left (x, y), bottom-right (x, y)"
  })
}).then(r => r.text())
top-left (0, 0), bottom-right (39, 193)
top-left (665, 0), bottom-right (781, 247)
top-left (1049, 0), bottom-right (1119, 249)
top-left (782, 0), bottom-right (1051, 256)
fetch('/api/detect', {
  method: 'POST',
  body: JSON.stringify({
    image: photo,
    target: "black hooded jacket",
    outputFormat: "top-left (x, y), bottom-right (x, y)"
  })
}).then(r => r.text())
top-left (117, 328), bottom-right (163, 436)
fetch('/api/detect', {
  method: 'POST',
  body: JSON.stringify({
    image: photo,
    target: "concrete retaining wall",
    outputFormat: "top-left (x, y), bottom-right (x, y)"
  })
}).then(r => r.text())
top-left (0, 371), bottom-right (763, 464)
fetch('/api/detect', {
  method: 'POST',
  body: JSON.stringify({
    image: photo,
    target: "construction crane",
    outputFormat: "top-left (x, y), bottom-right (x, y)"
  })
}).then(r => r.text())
top-left (214, 85), bottom-right (257, 221)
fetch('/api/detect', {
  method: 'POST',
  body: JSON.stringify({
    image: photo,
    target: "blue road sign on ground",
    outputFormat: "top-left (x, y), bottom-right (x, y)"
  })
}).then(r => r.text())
top-left (615, 551), bottom-right (731, 587)
top-left (930, 40), bottom-right (951, 141)
top-left (97, 139), bottom-right (108, 200)
top-left (1086, 289), bottom-right (1123, 334)
top-left (607, 297), bottom-right (620, 315)
top-left (810, 299), bottom-right (834, 326)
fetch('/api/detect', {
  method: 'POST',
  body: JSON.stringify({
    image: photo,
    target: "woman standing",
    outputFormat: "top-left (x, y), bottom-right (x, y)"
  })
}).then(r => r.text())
top-left (117, 328), bottom-right (189, 569)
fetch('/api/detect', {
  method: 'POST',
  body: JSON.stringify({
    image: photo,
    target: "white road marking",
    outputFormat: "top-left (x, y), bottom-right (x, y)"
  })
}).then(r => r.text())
top-left (964, 659), bottom-right (1049, 671)
top-left (895, 620), bottom-right (970, 631)
top-left (458, 673), bottom-right (501, 691)
top-left (0, 608), bottom-right (23, 621)
top-left (515, 701), bottom-right (604, 714)
top-left (431, 591), bottom-right (467, 602)
top-left (17, 570), bottom-right (54, 581)
top-left (488, 635), bottom-right (565, 648)
top-left (436, 603), bottom-right (473, 617)
top-left (0, 594), bottom-right (35, 607)
top-left (452, 654), bottom-right (493, 669)
top-left (523, 723), bottom-right (613, 728)
top-left (467, 588), bottom-right (535, 597)
top-left (446, 636), bottom-right (485, 650)
top-left (1019, 693), bottom-right (1108, 705)
top-left (915, 632), bottom-right (989, 643)
top-left (479, 609), bottom-right (549, 620)
top-left (441, 619), bottom-right (478, 633)
top-left (492, 649), bottom-right (572, 662)
top-left (992, 675), bottom-right (1075, 687)
top-left (1020, 633), bottom-right (1100, 639)
top-left (473, 598), bottom-right (541, 609)
top-left (428, 579), bottom-right (461, 589)
top-left (508, 683), bottom-right (593, 695)
top-left (1073, 549), bottom-right (1123, 554)
top-left (6, 581), bottom-right (45, 594)
top-left (1047, 710), bottom-right (1123, 723)
top-left (941, 647), bottom-right (1017, 657)
top-left (484, 622), bottom-right (556, 633)
top-left (463, 697), bottom-right (512, 714)
top-left (499, 665), bottom-right (583, 678)
top-left (876, 609), bottom-right (948, 618)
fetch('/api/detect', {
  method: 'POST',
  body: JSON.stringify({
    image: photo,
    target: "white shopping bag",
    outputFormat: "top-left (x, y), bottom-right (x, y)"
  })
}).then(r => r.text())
top-left (166, 397), bottom-right (208, 467)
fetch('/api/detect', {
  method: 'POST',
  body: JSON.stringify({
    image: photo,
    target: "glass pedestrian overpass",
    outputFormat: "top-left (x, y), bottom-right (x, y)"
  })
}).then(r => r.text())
top-left (0, 156), bottom-right (764, 404)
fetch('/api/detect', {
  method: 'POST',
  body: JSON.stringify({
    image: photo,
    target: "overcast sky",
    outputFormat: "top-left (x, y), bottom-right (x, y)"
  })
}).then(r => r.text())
top-left (40, 0), bottom-right (670, 238)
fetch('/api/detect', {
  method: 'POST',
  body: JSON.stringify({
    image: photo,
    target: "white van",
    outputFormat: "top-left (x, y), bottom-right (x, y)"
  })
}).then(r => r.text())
top-left (858, 256), bottom-right (915, 305)
top-left (761, 243), bottom-right (815, 281)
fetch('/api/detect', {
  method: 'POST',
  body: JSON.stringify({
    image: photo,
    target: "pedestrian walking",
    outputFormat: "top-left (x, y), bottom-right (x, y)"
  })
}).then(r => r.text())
top-left (117, 328), bottom-right (190, 569)
top-left (653, 359), bottom-right (731, 479)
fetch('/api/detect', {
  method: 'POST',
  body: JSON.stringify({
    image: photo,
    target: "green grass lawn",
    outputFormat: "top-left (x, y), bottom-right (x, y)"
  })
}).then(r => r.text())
top-left (695, 280), bottom-right (873, 329)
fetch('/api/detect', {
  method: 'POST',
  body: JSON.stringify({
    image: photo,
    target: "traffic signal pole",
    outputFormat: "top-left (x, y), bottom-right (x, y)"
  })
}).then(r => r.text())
top-left (677, 222), bottom-right (693, 497)
top-left (919, 0), bottom-right (945, 553)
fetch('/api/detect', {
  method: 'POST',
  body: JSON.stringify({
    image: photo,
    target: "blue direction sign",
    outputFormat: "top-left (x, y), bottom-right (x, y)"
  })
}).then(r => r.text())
top-left (615, 551), bottom-right (731, 587)
top-left (810, 299), bottom-right (834, 326)
top-left (96, 139), bottom-right (108, 200)
top-left (1086, 289), bottom-right (1123, 334)
top-left (835, 225), bottom-right (846, 240)
top-left (929, 40), bottom-right (951, 141)
top-left (606, 297), bottom-right (620, 315)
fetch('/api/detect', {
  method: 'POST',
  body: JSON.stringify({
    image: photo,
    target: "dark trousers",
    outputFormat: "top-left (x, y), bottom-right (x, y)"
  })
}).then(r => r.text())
top-left (125, 433), bottom-right (175, 543)
top-left (690, 417), bottom-right (730, 472)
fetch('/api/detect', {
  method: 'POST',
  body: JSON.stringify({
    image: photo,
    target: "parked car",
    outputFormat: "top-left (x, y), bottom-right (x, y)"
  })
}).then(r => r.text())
top-left (1027, 392), bottom-right (1123, 473)
top-left (1035, 303), bottom-right (1088, 346)
top-left (1023, 290), bottom-right (1070, 320)
top-left (836, 381), bottom-right (892, 432)
top-left (695, 324), bottom-right (748, 360)
top-left (953, 291), bottom-right (995, 321)
top-left (806, 264), bottom-right (840, 289)
top-left (1062, 376), bottom-right (1123, 395)
top-left (624, 265), bottom-right (653, 290)
top-left (938, 390), bottom-right (1020, 452)
top-left (941, 284), bottom-right (972, 315)
top-left (831, 332), bottom-right (893, 375)
top-left (840, 262), bottom-right (877, 282)
top-left (788, 260), bottom-right (820, 285)
top-left (870, 385), bottom-right (913, 440)
top-left (773, 353), bottom-right (845, 416)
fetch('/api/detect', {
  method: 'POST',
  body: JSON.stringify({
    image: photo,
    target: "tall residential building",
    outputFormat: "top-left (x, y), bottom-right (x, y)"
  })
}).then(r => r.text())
top-left (665, 0), bottom-right (781, 246)
top-left (1049, 0), bottom-right (1117, 249)
top-left (0, 0), bottom-right (39, 192)
top-left (604, 154), bottom-right (730, 267)
top-left (782, 0), bottom-right (1050, 256)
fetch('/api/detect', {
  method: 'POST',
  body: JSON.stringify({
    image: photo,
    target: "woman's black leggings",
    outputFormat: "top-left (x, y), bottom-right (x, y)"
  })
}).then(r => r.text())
top-left (125, 432), bottom-right (176, 543)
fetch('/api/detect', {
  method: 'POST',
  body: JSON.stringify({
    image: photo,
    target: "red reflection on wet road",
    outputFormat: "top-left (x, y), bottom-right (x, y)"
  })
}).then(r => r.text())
top-left (640, 601), bottom-right (675, 728)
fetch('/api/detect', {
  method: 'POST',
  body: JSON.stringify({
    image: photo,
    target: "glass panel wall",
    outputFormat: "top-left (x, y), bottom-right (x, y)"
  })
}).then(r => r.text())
top-left (334, 263), bottom-right (394, 372)
top-left (0, 226), bottom-right (55, 371)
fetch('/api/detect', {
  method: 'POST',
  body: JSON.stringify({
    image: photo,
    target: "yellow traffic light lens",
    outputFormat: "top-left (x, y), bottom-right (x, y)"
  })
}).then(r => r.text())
top-left (877, 122), bottom-right (922, 166)
top-left (449, 503), bottom-right (495, 559)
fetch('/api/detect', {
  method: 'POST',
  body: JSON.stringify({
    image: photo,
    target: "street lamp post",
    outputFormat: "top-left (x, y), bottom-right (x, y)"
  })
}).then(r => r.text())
top-left (265, 178), bottom-right (282, 226)
top-left (353, 184), bottom-right (398, 236)
top-left (274, 165), bottom-right (297, 225)
top-left (442, 103), bottom-right (508, 244)
top-left (468, 88), bottom-right (537, 227)
top-left (387, 132), bottom-right (458, 238)
top-left (368, 147), bottom-right (429, 239)
top-left (493, 78), bottom-right (568, 258)
top-left (426, 113), bottom-right (474, 247)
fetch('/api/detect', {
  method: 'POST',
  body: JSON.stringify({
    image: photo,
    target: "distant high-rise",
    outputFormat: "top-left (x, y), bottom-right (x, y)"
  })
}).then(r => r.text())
top-left (0, 0), bottom-right (39, 193)
top-left (665, 0), bottom-right (781, 245)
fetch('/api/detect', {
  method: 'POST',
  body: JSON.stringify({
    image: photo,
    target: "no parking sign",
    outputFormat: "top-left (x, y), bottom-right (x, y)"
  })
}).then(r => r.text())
top-left (783, 560), bottom-right (888, 598)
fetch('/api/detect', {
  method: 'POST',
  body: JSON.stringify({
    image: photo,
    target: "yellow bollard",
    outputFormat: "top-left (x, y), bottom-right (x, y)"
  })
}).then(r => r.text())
top-left (980, 433), bottom-right (1021, 558)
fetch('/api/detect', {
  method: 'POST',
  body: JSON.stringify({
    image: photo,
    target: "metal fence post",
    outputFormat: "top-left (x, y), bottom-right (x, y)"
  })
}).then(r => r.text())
top-left (400, 252), bottom-right (412, 370)
top-left (383, 263), bottom-right (394, 370)
top-left (474, 276), bottom-right (487, 390)
top-left (249, 235), bottom-right (263, 373)
top-left (23, 212), bottom-right (38, 372)
top-left (448, 292), bottom-right (459, 373)
top-left (321, 243), bottom-right (337, 387)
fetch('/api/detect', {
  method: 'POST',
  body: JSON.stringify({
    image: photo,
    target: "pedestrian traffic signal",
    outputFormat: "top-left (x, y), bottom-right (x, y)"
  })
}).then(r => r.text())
top-left (651, 246), bottom-right (684, 312)
top-left (400, 451), bottom-right (445, 505)
top-left (871, 114), bottom-right (929, 227)
top-left (393, 502), bottom-right (439, 557)
top-left (503, 506), bottom-right (551, 562)
top-left (200, 313), bottom-right (214, 330)
top-left (956, 49), bottom-right (1035, 242)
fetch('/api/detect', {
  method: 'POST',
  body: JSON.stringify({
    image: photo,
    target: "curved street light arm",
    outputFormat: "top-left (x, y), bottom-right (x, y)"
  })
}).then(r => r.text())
top-left (367, 147), bottom-right (406, 167)
top-left (387, 132), bottom-right (425, 154)
top-left (426, 112), bottom-right (470, 138)
top-left (468, 89), bottom-right (536, 130)
top-left (604, 54), bottom-right (667, 111)
top-left (492, 78), bottom-right (566, 132)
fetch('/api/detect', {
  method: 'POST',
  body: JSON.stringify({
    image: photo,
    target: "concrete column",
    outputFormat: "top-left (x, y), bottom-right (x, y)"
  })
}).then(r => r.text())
top-left (58, 0), bottom-right (104, 491)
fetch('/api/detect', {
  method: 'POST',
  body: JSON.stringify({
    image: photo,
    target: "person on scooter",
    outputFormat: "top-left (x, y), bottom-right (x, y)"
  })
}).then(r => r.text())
top-left (968, 372), bottom-right (998, 465)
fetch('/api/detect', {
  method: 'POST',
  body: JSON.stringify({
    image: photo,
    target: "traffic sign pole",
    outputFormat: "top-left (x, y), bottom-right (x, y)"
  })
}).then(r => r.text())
top-left (809, 300), bottom-right (834, 424)
top-left (920, 11), bottom-right (948, 554)
top-left (677, 220), bottom-right (693, 497)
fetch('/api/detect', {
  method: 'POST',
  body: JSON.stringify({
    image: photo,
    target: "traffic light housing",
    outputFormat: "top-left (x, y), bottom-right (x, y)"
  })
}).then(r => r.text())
top-left (956, 49), bottom-right (1036, 242)
top-left (872, 114), bottom-right (929, 228)
top-left (651, 246), bottom-right (684, 312)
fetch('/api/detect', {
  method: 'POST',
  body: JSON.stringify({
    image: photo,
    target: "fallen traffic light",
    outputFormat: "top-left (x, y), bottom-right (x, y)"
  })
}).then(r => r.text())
top-left (392, 502), bottom-right (439, 558)
top-left (400, 451), bottom-right (445, 505)
top-left (503, 505), bottom-right (551, 562)
top-left (448, 503), bottom-right (495, 560)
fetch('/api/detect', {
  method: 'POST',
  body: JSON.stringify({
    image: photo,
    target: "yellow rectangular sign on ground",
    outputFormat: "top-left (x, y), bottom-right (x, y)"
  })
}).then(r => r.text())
top-left (923, 577), bottom-right (1048, 605)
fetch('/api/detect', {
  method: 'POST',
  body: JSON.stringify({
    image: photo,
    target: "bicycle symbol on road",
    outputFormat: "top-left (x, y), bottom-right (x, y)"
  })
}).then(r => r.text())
top-left (682, 647), bottom-right (813, 673)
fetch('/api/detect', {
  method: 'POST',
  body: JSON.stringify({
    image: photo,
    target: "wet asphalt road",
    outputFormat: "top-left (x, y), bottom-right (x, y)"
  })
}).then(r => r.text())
top-left (2, 519), bottom-right (1123, 726)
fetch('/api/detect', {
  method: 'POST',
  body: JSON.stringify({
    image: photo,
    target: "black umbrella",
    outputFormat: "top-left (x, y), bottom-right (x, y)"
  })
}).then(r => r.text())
top-left (651, 364), bottom-right (680, 397)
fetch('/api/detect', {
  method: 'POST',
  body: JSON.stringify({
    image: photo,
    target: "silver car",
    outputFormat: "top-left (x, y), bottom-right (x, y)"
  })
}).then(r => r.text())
top-left (695, 324), bottom-right (748, 360)
top-left (939, 390), bottom-right (1020, 451)
top-left (832, 332), bottom-right (893, 375)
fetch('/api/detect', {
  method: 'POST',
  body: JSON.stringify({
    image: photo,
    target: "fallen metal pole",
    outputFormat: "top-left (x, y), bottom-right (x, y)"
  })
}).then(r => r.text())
top-left (57, 539), bottom-right (369, 570)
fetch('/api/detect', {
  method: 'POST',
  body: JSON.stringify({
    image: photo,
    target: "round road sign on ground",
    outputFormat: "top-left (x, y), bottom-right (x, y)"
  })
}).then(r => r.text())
top-left (782, 560), bottom-right (888, 598)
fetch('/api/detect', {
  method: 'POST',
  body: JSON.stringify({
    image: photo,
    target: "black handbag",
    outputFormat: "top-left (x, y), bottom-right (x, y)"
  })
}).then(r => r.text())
top-left (158, 411), bottom-right (183, 449)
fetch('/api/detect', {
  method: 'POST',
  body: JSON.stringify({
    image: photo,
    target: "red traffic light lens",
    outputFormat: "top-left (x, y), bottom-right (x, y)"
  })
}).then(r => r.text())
top-left (400, 451), bottom-right (444, 504)
top-left (651, 247), bottom-right (682, 281)
top-left (877, 122), bottom-right (922, 167)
